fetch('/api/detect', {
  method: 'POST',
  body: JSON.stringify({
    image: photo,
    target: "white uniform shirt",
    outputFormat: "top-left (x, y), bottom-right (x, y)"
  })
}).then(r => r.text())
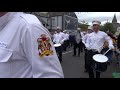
top-left (64, 33), bottom-right (69, 40)
top-left (81, 32), bottom-right (85, 39)
top-left (0, 12), bottom-right (64, 78)
top-left (53, 32), bottom-right (65, 44)
top-left (76, 33), bottom-right (81, 44)
top-left (53, 33), bottom-right (57, 41)
top-left (85, 31), bottom-right (114, 52)
top-left (82, 33), bottom-right (89, 45)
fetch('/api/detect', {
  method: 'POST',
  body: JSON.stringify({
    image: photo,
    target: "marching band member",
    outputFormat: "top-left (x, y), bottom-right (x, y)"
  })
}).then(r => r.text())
top-left (80, 31), bottom-right (86, 52)
top-left (53, 27), bottom-right (66, 63)
top-left (0, 12), bottom-right (64, 78)
top-left (82, 26), bottom-right (93, 72)
top-left (85, 20), bottom-right (114, 78)
top-left (63, 30), bottom-right (69, 51)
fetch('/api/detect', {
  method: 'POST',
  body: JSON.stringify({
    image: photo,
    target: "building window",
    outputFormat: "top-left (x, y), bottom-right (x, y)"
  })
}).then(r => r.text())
top-left (52, 17), bottom-right (55, 27)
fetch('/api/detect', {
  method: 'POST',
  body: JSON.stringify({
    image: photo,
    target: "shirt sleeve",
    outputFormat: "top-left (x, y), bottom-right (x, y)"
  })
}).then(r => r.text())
top-left (85, 34), bottom-right (91, 49)
top-left (82, 34), bottom-right (87, 45)
top-left (64, 34), bottom-right (69, 40)
top-left (81, 32), bottom-right (84, 39)
top-left (53, 34), bottom-right (56, 43)
top-left (104, 33), bottom-right (113, 47)
top-left (21, 23), bottom-right (64, 78)
top-left (60, 33), bottom-right (66, 44)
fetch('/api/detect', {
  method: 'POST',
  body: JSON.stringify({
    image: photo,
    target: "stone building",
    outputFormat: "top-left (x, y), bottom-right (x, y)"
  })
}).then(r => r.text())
top-left (112, 14), bottom-right (120, 31)
top-left (26, 12), bottom-right (78, 31)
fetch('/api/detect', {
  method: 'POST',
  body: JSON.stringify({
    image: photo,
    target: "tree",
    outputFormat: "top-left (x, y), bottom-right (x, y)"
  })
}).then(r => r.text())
top-left (81, 20), bottom-right (88, 25)
top-left (100, 25), bottom-right (104, 31)
top-left (101, 22), bottom-right (115, 34)
top-left (78, 20), bottom-right (89, 31)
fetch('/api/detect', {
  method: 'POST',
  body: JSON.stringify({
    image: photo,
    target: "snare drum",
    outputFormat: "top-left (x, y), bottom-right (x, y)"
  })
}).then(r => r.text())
top-left (54, 43), bottom-right (62, 55)
top-left (92, 54), bottom-right (108, 72)
top-left (54, 44), bottom-right (61, 47)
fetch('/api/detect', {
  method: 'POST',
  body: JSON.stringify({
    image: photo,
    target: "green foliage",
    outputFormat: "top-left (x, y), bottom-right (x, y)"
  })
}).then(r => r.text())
top-left (100, 22), bottom-right (115, 34)
top-left (78, 20), bottom-right (89, 31)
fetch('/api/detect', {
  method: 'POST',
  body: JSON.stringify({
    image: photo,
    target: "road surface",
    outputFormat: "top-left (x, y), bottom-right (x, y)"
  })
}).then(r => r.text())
top-left (61, 47), bottom-right (120, 78)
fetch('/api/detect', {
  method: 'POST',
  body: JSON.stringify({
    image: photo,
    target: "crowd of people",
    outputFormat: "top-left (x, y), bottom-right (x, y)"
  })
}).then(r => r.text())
top-left (50, 26), bottom-right (84, 63)
top-left (50, 20), bottom-right (120, 78)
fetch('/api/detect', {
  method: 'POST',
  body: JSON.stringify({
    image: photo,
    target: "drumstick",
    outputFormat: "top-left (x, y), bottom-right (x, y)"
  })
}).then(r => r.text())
top-left (103, 49), bottom-right (111, 55)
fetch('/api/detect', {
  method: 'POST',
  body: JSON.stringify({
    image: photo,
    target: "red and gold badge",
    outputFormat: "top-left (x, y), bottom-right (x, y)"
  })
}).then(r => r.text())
top-left (37, 34), bottom-right (53, 58)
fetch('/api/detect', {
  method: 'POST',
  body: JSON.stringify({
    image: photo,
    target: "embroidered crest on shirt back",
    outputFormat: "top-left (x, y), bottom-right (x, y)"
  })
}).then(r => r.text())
top-left (37, 34), bottom-right (53, 58)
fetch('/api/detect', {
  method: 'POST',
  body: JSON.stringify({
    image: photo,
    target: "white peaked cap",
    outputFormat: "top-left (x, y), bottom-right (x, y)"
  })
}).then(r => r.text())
top-left (63, 30), bottom-right (66, 33)
top-left (92, 20), bottom-right (101, 25)
top-left (57, 26), bottom-right (61, 30)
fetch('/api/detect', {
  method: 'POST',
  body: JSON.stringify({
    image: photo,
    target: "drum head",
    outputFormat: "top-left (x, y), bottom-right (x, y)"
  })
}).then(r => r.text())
top-left (93, 54), bottom-right (108, 63)
top-left (54, 44), bottom-right (61, 47)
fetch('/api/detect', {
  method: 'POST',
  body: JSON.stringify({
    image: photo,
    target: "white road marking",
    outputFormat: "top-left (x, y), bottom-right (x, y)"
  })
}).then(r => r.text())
top-left (63, 51), bottom-right (72, 55)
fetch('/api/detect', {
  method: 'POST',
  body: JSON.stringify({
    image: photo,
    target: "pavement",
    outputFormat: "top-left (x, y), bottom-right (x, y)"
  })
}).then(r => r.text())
top-left (61, 47), bottom-right (120, 78)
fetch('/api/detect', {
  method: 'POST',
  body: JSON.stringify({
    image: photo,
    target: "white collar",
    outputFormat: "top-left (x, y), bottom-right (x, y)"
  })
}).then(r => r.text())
top-left (94, 30), bottom-right (100, 34)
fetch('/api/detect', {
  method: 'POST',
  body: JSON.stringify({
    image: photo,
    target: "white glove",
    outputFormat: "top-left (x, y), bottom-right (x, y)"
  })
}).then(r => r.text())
top-left (109, 45), bottom-right (114, 50)
top-left (60, 40), bottom-right (64, 44)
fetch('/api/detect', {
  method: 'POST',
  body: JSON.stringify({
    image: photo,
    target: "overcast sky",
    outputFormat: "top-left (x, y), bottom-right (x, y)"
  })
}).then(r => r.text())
top-left (75, 12), bottom-right (120, 25)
